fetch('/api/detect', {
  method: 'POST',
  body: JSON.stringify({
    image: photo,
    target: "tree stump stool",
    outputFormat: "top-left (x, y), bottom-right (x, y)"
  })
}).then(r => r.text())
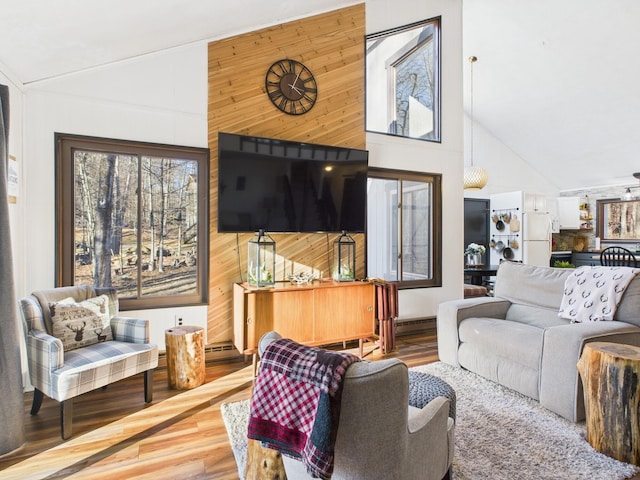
top-left (165, 325), bottom-right (205, 390)
top-left (577, 342), bottom-right (640, 465)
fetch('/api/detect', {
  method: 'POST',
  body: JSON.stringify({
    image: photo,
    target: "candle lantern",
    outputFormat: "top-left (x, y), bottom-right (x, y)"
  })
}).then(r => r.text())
top-left (333, 230), bottom-right (356, 281)
top-left (248, 229), bottom-right (275, 287)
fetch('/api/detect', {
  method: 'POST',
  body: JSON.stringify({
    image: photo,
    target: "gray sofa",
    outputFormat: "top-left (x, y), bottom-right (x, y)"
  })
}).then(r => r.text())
top-left (437, 261), bottom-right (640, 422)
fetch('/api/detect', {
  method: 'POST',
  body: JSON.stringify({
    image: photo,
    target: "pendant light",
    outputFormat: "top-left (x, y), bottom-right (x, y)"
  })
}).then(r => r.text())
top-left (622, 172), bottom-right (640, 200)
top-left (464, 56), bottom-right (489, 190)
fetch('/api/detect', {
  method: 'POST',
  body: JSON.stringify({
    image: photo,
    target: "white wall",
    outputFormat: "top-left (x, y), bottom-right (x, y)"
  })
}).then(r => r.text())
top-left (6, 0), bottom-right (463, 352)
top-left (367, 0), bottom-right (464, 319)
top-left (463, 115), bottom-right (560, 200)
top-left (20, 43), bottom-right (209, 349)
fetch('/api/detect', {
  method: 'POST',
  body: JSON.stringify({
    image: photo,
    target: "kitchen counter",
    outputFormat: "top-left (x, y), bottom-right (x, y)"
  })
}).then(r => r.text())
top-left (555, 249), bottom-right (640, 268)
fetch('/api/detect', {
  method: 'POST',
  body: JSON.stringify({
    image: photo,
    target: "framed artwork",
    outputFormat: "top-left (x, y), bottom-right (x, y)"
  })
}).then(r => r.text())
top-left (365, 17), bottom-right (441, 142)
top-left (597, 198), bottom-right (640, 241)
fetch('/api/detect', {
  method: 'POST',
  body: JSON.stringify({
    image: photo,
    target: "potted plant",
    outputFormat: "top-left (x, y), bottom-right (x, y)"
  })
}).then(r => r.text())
top-left (465, 243), bottom-right (486, 266)
top-left (553, 260), bottom-right (575, 268)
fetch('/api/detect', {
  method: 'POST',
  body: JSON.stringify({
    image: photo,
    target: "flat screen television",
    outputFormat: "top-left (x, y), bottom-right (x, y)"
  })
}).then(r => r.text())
top-left (218, 132), bottom-right (368, 233)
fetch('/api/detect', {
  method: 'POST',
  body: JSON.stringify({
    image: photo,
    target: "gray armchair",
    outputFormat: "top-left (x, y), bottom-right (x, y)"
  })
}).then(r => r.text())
top-left (258, 332), bottom-right (454, 480)
top-left (19, 285), bottom-right (158, 439)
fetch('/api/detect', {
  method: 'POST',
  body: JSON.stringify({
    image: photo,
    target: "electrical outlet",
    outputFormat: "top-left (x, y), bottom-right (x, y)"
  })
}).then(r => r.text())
top-left (178, 317), bottom-right (183, 326)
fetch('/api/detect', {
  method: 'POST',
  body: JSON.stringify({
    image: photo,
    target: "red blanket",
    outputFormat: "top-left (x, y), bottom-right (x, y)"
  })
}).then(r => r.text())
top-left (247, 338), bottom-right (360, 479)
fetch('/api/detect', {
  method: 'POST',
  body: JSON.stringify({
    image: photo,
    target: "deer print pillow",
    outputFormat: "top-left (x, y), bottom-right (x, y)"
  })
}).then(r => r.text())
top-left (50, 295), bottom-right (113, 351)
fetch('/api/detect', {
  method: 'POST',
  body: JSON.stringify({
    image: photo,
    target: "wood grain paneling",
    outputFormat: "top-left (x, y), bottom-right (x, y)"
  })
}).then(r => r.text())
top-left (207, 4), bottom-right (366, 344)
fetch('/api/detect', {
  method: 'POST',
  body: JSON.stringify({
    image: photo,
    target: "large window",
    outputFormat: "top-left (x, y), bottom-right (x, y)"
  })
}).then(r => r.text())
top-left (366, 17), bottom-right (441, 142)
top-left (367, 168), bottom-right (442, 287)
top-left (56, 134), bottom-right (209, 309)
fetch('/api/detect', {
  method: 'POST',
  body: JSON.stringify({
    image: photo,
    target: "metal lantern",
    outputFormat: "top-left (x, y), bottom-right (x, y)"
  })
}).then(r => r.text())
top-left (333, 230), bottom-right (356, 281)
top-left (247, 229), bottom-right (276, 287)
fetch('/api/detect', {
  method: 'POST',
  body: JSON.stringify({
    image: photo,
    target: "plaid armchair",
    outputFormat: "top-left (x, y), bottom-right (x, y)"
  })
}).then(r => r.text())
top-left (19, 285), bottom-right (158, 439)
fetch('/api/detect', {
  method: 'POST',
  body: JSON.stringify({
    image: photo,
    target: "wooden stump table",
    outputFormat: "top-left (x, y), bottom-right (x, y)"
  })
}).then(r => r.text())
top-left (577, 342), bottom-right (640, 465)
top-left (165, 325), bottom-right (205, 390)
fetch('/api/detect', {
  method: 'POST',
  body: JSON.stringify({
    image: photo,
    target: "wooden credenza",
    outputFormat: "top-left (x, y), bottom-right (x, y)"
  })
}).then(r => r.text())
top-left (233, 280), bottom-right (376, 356)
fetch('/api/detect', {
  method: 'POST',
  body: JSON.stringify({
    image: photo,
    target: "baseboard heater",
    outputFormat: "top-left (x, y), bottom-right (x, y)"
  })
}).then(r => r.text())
top-left (158, 341), bottom-right (238, 364)
top-left (395, 316), bottom-right (436, 335)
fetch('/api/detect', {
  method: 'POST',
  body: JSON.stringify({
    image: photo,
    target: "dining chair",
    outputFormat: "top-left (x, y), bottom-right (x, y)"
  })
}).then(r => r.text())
top-left (599, 246), bottom-right (638, 267)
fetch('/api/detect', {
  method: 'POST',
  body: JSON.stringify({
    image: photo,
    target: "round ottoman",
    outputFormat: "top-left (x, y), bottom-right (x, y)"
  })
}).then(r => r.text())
top-left (408, 371), bottom-right (456, 421)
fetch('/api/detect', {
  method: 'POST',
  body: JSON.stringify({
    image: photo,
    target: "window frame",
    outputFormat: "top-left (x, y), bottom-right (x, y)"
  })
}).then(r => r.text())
top-left (365, 16), bottom-right (442, 143)
top-left (367, 167), bottom-right (442, 288)
top-left (55, 133), bottom-right (210, 310)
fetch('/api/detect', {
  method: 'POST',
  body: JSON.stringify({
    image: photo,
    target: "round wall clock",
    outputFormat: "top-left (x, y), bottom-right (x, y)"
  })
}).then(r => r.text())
top-left (265, 59), bottom-right (317, 115)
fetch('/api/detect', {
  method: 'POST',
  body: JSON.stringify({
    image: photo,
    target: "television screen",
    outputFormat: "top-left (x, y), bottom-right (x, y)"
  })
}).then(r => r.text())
top-left (218, 132), bottom-right (368, 233)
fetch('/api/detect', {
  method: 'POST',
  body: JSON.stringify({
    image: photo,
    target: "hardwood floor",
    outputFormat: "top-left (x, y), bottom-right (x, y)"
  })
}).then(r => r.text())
top-left (0, 331), bottom-right (439, 479)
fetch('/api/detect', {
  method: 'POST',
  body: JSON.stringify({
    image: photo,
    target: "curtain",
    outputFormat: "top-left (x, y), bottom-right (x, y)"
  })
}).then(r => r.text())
top-left (0, 83), bottom-right (25, 454)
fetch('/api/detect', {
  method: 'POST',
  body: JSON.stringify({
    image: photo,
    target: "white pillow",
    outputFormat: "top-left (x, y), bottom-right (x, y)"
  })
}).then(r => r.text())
top-left (50, 294), bottom-right (113, 351)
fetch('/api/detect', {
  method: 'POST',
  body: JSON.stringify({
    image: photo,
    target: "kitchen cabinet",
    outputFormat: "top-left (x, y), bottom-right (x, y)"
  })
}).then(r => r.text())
top-left (557, 196), bottom-right (593, 230)
top-left (572, 252), bottom-right (600, 267)
top-left (523, 193), bottom-right (548, 213)
top-left (550, 251), bottom-right (573, 267)
top-left (557, 197), bottom-right (581, 230)
top-left (233, 280), bottom-right (376, 357)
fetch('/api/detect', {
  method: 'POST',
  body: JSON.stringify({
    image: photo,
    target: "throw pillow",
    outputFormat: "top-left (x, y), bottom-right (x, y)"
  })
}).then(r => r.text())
top-left (50, 294), bottom-right (113, 351)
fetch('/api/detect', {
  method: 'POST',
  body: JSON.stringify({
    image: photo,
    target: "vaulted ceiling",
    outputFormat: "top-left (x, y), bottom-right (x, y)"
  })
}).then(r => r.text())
top-left (464, 0), bottom-right (640, 191)
top-left (0, 0), bottom-right (356, 83)
top-left (1, 0), bottom-right (638, 191)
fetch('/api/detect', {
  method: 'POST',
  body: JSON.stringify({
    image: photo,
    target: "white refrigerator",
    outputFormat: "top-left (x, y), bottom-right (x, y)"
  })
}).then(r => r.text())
top-left (489, 191), bottom-right (552, 267)
top-left (521, 211), bottom-right (552, 267)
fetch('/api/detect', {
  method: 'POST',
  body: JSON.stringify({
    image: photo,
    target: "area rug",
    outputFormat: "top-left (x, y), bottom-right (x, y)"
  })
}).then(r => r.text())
top-left (221, 361), bottom-right (640, 479)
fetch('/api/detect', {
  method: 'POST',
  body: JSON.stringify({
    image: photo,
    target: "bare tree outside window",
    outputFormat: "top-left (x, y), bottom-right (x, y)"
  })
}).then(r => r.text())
top-left (366, 17), bottom-right (441, 142)
top-left (57, 134), bottom-right (209, 310)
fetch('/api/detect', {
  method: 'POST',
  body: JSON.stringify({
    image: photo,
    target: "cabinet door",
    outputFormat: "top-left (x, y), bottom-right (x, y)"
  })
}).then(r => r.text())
top-left (557, 197), bottom-right (580, 230)
top-left (232, 283), bottom-right (247, 353)
top-left (314, 284), bottom-right (375, 342)
top-left (244, 292), bottom-right (275, 352)
top-left (271, 289), bottom-right (314, 343)
top-left (524, 193), bottom-right (547, 212)
top-left (572, 252), bottom-right (600, 267)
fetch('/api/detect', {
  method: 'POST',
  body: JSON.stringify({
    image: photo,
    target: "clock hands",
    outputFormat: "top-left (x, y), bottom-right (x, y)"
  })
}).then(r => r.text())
top-left (289, 84), bottom-right (303, 95)
top-left (288, 69), bottom-right (303, 95)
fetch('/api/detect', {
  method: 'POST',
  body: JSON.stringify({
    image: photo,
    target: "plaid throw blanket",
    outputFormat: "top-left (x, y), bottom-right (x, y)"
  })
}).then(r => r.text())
top-left (247, 338), bottom-right (360, 479)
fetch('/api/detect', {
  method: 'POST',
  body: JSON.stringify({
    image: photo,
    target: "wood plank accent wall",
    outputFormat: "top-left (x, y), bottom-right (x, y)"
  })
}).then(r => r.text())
top-left (207, 4), bottom-right (366, 344)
